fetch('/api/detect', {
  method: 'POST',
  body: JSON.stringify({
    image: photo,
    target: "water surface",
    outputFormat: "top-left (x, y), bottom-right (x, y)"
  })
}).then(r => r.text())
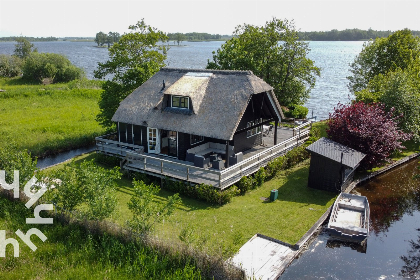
top-left (280, 159), bottom-right (420, 279)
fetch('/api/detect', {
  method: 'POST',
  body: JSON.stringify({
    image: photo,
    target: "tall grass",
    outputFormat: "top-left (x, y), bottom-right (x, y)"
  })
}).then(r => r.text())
top-left (0, 78), bottom-right (107, 157)
top-left (0, 195), bottom-right (204, 279)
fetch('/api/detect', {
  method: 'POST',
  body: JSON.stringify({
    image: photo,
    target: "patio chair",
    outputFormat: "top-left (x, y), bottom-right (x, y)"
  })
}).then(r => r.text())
top-left (229, 152), bottom-right (243, 166)
top-left (193, 155), bottom-right (211, 169)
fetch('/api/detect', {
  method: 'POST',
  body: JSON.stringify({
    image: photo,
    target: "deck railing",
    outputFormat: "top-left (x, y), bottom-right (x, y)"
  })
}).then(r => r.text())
top-left (95, 122), bottom-right (311, 189)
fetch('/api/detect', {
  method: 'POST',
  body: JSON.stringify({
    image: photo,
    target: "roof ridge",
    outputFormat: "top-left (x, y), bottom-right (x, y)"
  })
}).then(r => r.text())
top-left (161, 67), bottom-right (253, 75)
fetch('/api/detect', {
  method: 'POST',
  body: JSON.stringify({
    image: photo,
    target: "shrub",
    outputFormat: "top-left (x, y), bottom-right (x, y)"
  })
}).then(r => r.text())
top-left (22, 52), bottom-right (84, 83)
top-left (162, 178), bottom-right (238, 205)
top-left (254, 167), bottom-right (266, 187)
top-left (42, 160), bottom-right (121, 220)
top-left (327, 102), bottom-right (412, 169)
top-left (284, 145), bottom-right (309, 168)
top-left (0, 143), bottom-right (37, 189)
top-left (0, 54), bottom-right (23, 77)
top-left (127, 179), bottom-right (180, 235)
top-left (237, 176), bottom-right (254, 195)
top-left (291, 105), bottom-right (309, 119)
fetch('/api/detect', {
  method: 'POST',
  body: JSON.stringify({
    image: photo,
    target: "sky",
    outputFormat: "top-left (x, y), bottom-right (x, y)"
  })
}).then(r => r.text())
top-left (0, 0), bottom-right (419, 37)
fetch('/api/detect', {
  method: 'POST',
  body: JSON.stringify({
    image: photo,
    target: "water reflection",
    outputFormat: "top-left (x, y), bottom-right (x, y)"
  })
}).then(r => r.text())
top-left (281, 159), bottom-right (420, 279)
top-left (355, 160), bottom-right (420, 235)
top-left (400, 228), bottom-right (420, 279)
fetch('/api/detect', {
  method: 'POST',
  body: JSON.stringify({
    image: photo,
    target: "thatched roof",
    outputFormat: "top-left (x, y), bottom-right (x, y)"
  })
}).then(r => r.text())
top-left (306, 137), bottom-right (366, 169)
top-left (112, 68), bottom-right (281, 140)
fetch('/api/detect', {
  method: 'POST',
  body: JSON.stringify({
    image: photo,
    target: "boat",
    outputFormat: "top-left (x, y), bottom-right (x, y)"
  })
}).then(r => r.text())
top-left (327, 192), bottom-right (370, 243)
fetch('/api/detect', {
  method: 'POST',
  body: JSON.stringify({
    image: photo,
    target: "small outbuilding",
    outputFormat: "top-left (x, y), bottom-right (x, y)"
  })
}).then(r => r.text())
top-left (306, 137), bottom-right (366, 193)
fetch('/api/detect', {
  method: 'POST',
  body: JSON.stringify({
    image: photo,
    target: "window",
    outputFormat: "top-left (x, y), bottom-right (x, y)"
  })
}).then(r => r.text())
top-left (172, 95), bottom-right (189, 109)
top-left (191, 134), bottom-right (204, 145)
top-left (246, 118), bottom-right (262, 137)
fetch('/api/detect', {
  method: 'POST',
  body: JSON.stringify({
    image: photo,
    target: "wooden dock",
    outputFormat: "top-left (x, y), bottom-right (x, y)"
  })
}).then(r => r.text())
top-left (96, 123), bottom-right (311, 189)
top-left (229, 234), bottom-right (299, 280)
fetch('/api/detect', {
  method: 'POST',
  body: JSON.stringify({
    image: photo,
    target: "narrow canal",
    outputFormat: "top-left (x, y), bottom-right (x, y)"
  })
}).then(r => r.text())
top-left (281, 158), bottom-right (420, 280)
top-left (36, 145), bottom-right (96, 169)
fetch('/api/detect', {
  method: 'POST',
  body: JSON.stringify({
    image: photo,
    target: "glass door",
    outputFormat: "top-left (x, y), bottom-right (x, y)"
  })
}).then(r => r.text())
top-left (160, 130), bottom-right (177, 157)
top-left (147, 127), bottom-right (160, 153)
top-left (168, 131), bottom-right (177, 157)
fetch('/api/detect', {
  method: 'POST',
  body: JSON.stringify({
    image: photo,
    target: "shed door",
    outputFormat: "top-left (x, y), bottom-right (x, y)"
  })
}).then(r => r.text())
top-left (147, 127), bottom-right (160, 153)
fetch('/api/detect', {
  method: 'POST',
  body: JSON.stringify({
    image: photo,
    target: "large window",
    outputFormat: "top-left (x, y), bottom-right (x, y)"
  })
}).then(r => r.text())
top-left (172, 95), bottom-right (189, 109)
top-left (246, 118), bottom-right (262, 137)
top-left (190, 134), bottom-right (204, 145)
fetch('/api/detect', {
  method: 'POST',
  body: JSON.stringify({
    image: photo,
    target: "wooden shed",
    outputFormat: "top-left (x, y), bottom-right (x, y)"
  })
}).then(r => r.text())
top-left (306, 137), bottom-right (366, 193)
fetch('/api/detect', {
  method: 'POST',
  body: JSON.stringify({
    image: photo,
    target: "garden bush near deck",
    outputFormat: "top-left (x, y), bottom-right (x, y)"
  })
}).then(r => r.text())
top-left (0, 78), bottom-right (107, 157)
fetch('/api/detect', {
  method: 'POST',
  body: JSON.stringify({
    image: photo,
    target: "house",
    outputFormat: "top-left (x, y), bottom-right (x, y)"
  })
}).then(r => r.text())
top-left (111, 68), bottom-right (284, 166)
top-left (306, 137), bottom-right (366, 193)
top-left (96, 67), bottom-right (311, 188)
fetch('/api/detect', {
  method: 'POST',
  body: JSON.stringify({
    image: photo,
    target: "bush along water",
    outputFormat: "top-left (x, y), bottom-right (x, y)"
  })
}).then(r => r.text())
top-left (162, 139), bottom-right (313, 203)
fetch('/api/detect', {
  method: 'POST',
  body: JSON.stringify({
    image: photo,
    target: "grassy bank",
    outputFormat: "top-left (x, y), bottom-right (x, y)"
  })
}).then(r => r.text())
top-left (0, 78), bottom-right (107, 158)
top-left (64, 152), bottom-right (336, 257)
top-left (0, 195), bottom-right (203, 279)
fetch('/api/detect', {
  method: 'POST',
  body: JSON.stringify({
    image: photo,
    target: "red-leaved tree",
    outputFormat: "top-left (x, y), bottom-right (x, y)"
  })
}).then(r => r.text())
top-left (327, 102), bottom-right (411, 169)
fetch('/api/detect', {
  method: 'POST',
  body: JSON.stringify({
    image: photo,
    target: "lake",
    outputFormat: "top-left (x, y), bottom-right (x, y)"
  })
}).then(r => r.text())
top-left (0, 40), bottom-right (365, 120)
top-left (280, 158), bottom-right (420, 280)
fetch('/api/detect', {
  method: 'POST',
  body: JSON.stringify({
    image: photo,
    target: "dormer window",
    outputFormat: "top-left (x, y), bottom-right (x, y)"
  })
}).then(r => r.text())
top-left (171, 95), bottom-right (189, 109)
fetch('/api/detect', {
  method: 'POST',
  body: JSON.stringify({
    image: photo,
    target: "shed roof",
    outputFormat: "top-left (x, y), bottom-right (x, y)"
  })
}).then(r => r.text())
top-left (305, 137), bottom-right (366, 169)
top-left (111, 68), bottom-right (281, 140)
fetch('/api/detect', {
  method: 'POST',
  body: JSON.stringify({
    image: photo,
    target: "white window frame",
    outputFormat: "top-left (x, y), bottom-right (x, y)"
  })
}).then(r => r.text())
top-left (190, 134), bottom-right (204, 145)
top-left (171, 95), bottom-right (189, 109)
top-left (246, 118), bottom-right (262, 138)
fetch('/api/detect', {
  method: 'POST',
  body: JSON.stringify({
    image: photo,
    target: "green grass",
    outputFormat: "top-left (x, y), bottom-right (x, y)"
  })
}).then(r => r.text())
top-left (0, 77), bottom-right (107, 158)
top-left (62, 153), bottom-right (336, 257)
top-left (0, 195), bottom-right (202, 279)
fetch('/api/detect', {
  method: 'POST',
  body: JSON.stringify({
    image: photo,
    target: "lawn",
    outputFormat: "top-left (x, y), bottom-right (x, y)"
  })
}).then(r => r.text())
top-left (70, 153), bottom-right (336, 257)
top-left (0, 78), bottom-right (107, 158)
top-left (0, 195), bottom-right (202, 279)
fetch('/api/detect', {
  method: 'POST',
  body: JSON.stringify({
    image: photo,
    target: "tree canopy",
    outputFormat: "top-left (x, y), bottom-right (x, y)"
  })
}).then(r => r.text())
top-left (94, 20), bottom-right (168, 128)
top-left (348, 29), bottom-right (420, 94)
top-left (350, 29), bottom-right (420, 142)
top-left (355, 67), bottom-right (420, 141)
top-left (14, 37), bottom-right (37, 59)
top-left (206, 18), bottom-right (320, 107)
top-left (327, 102), bottom-right (411, 169)
top-left (95, 31), bottom-right (121, 47)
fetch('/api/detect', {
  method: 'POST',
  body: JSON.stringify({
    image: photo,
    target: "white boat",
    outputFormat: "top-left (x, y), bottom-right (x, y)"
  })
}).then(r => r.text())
top-left (327, 193), bottom-right (370, 243)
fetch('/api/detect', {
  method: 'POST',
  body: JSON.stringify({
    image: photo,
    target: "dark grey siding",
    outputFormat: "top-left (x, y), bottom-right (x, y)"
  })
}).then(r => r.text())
top-left (233, 131), bottom-right (262, 154)
top-left (177, 132), bottom-right (189, 161)
top-left (118, 122), bottom-right (127, 143)
top-left (126, 124), bottom-right (133, 144)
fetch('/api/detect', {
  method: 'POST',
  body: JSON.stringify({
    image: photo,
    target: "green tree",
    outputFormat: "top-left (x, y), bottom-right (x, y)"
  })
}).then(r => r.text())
top-left (206, 18), bottom-right (320, 106)
top-left (95, 31), bottom-right (107, 46)
top-left (0, 143), bottom-right (37, 190)
top-left (127, 180), bottom-right (180, 235)
top-left (13, 37), bottom-right (37, 59)
top-left (42, 160), bottom-right (121, 220)
top-left (0, 54), bottom-right (23, 77)
top-left (94, 19), bottom-right (168, 128)
top-left (348, 29), bottom-right (420, 93)
top-left (356, 67), bottom-right (420, 141)
top-left (175, 32), bottom-right (185, 45)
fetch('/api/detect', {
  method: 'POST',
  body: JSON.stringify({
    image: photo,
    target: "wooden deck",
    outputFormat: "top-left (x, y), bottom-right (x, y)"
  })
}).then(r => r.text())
top-left (229, 234), bottom-right (299, 280)
top-left (96, 123), bottom-right (311, 189)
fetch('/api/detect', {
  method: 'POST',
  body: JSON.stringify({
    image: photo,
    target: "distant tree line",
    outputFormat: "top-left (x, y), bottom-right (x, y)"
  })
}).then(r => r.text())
top-left (298, 28), bottom-right (420, 41)
top-left (167, 32), bottom-right (230, 42)
top-left (94, 32), bottom-right (121, 47)
top-left (0, 36), bottom-right (58, 42)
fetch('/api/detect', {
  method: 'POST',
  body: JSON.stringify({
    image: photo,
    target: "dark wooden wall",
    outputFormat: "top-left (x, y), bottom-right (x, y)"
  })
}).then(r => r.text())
top-left (307, 154), bottom-right (343, 193)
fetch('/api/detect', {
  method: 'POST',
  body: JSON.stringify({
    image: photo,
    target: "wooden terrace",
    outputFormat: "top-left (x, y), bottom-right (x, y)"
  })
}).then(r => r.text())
top-left (96, 122), bottom-right (311, 189)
